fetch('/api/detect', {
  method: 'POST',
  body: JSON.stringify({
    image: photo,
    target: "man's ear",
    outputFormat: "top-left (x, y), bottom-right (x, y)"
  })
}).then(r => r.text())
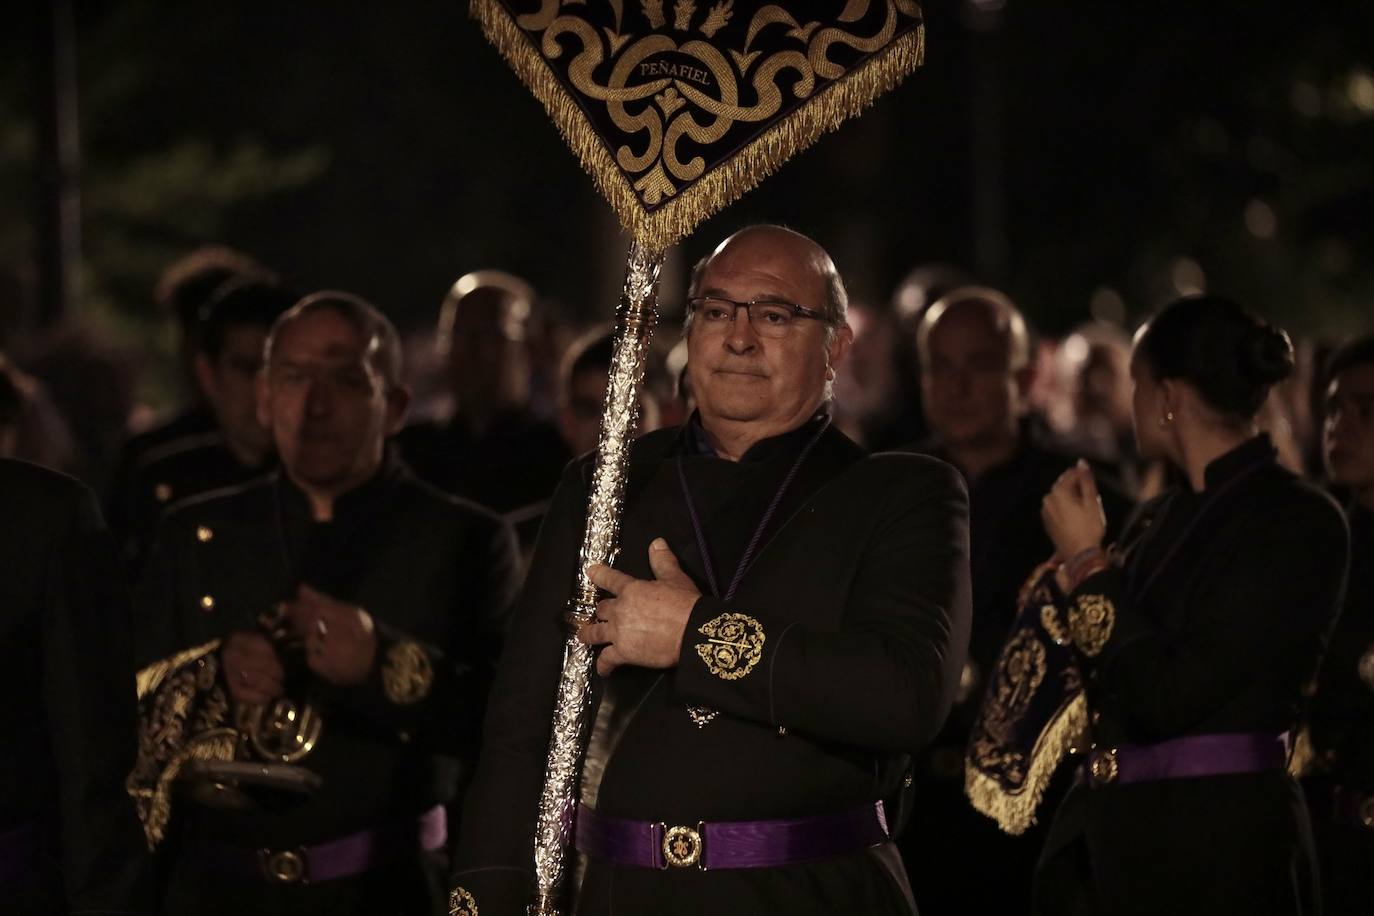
top-left (193, 353), bottom-right (221, 408)
top-left (384, 385), bottom-right (412, 437)
top-left (827, 323), bottom-right (855, 375)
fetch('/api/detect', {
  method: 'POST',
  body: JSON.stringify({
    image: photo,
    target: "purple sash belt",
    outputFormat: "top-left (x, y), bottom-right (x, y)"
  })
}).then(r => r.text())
top-left (202, 804), bottom-right (447, 884)
top-left (574, 801), bottom-right (890, 871)
top-left (0, 822), bottom-right (36, 885)
top-left (1085, 732), bottom-right (1288, 787)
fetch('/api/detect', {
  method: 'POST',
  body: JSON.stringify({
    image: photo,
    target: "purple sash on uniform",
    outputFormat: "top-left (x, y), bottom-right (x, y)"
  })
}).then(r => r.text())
top-left (574, 801), bottom-right (889, 870)
top-left (202, 804), bottom-right (447, 883)
top-left (1086, 732), bottom-right (1288, 787)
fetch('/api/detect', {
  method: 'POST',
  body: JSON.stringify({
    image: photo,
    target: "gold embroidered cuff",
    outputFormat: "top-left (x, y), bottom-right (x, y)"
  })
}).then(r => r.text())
top-left (694, 612), bottom-right (765, 680)
top-left (382, 641), bottom-right (434, 705)
top-left (1067, 594), bottom-right (1116, 658)
top-left (449, 886), bottom-right (478, 916)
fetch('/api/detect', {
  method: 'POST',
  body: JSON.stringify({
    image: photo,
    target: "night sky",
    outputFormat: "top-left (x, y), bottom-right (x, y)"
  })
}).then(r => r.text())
top-left (3, 0), bottom-right (1371, 346)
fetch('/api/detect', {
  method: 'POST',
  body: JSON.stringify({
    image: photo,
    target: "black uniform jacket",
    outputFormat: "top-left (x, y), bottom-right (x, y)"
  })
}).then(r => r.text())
top-left (1302, 500), bottom-right (1374, 912)
top-left (116, 429), bottom-right (273, 575)
top-left (451, 417), bottom-right (972, 915)
top-left (133, 456), bottom-right (520, 850)
top-left (398, 407), bottom-right (571, 515)
top-left (106, 406), bottom-right (216, 547)
top-left (0, 458), bottom-right (149, 914)
top-left (1038, 436), bottom-right (1350, 916)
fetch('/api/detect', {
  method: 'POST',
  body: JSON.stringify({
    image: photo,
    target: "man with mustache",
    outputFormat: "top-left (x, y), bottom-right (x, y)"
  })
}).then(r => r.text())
top-left (450, 226), bottom-right (972, 915)
top-left (134, 292), bottom-right (519, 915)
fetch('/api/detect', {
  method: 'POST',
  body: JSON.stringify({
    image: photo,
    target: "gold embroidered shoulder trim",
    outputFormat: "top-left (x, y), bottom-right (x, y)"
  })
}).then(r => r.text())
top-left (1067, 594), bottom-right (1115, 658)
top-left (135, 639), bottom-right (223, 701)
top-left (695, 612), bottom-right (765, 680)
top-left (449, 886), bottom-right (478, 916)
top-left (383, 641), bottom-right (435, 705)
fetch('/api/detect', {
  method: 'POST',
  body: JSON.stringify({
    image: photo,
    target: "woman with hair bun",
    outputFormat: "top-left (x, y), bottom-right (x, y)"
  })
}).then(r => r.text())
top-left (1034, 295), bottom-right (1350, 915)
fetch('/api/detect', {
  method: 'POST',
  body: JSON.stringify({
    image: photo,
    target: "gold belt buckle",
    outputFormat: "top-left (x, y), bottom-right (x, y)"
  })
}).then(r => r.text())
top-left (659, 822), bottom-right (705, 870)
top-left (259, 847), bottom-right (310, 884)
top-left (1088, 747), bottom-right (1119, 786)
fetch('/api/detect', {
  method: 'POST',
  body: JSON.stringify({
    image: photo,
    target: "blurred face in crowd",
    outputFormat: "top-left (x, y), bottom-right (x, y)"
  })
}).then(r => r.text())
top-left (1078, 340), bottom-right (1134, 434)
top-left (921, 301), bottom-right (1028, 452)
top-left (447, 287), bottom-right (530, 410)
top-left (196, 324), bottom-right (273, 465)
top-left (686, 228), bottom-right (851, 444)
top-left (1324, 362), bottom-right (1374, 498)
top-left (258, 308), bottom-right (407, 496)
top-left (561, 366), bottom-right (608, 457)
top-left (558, 364), bottom-right (662, 457)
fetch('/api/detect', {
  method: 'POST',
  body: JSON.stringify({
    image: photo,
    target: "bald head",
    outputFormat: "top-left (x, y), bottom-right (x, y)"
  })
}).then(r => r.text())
top-left (917, 287), bottom-right (1030, 372)
top-left (688, 225), bottom-right (847, 329)
top-left (684, 224), bottom-right (854, 460)
top-left (918, 286), bottom-right (1033, 463)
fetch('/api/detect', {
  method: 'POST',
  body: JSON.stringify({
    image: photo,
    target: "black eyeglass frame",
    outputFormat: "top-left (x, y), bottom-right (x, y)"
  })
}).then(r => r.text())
top-left (685, 296), bottom-right (831, 331)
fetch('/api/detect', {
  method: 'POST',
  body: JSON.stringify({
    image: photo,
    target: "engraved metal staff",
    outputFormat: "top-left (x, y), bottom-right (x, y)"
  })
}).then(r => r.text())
top-left (528, 240), bottom-right (663, 916)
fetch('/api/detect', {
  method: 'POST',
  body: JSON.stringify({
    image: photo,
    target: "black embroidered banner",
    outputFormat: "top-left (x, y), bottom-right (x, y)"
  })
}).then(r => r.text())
top-left (472, 0), bottom-right (925, 252)
top-left (965, 564), bottom-right (1089, 835)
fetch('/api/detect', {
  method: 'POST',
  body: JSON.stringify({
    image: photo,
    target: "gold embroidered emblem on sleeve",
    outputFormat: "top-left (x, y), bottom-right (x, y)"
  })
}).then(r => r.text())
top-left (448, 886), bottom-right (478, 916)
top-left (694, 612), bottom-right (765, 680)
top-left (1067, 594), bottom-right (1115, 658)
top-left (1040, 604), bottom-right (1069, 646)
top-left (382, 641), bottom-right (434, 705)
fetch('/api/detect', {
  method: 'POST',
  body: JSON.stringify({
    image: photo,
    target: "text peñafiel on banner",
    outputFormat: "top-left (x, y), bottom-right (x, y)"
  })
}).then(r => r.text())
top-left (472, 0), bottom-right (925, 254)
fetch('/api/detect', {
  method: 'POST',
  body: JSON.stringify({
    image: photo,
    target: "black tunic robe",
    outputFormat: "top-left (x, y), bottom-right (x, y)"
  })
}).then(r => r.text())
top-left (1036, 436), bottom-right (1350, 916)
top-left (134, 456), bottom-right (519, 916)
top-left (451, 417), bottom-right (972, 915)
top-left (0, 458), bottom-right (150, 915)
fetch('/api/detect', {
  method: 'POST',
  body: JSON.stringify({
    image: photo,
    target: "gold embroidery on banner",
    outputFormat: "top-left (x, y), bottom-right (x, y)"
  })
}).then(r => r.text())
top-left (1067, 594), bottom-right (1115, 657)
top-left (695, 612), bottom-right (765, 680)
top-left (449, 886), bottom-right (479, 916)
top-left (127, 641), bottom-right (237, 847)
top-left (470, 0), bottom-right (925, 253)
top-left (382, 641), bottom-right (434, 705)
top-left (965, 626), bottom-right (1090, 835)
top-left (982, 629), bottom-right (1047, 771)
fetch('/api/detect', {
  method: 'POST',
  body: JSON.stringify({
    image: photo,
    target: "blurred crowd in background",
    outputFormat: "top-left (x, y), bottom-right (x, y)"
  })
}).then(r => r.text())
top-left (0, 241), bottom-right (1350, 513)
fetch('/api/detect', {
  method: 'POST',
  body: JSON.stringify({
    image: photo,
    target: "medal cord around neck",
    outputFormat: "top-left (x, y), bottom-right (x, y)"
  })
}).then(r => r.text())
top-left (677, 416), bottom-right (831, 602)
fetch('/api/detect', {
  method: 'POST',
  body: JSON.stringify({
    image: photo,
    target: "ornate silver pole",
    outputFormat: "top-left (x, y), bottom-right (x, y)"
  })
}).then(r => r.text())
top-left (528, 241), bottom-right (663, 916)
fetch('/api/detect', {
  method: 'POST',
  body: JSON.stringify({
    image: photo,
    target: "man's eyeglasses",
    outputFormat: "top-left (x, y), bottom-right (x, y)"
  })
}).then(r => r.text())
top-left (686, 296), bottom-right (829, 339)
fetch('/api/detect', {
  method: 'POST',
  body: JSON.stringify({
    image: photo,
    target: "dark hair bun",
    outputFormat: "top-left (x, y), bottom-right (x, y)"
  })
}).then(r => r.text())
top-left (1135, 295), bottom-right (1294, 420)
top-left (1241, 325), bottom-right (1295, 386)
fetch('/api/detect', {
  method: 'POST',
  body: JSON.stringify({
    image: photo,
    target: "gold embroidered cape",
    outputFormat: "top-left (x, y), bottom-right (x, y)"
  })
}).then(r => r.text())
top-left (965, 564), bottom-right (1089, 836)
top-left (471, 0), bottom-right (926, 253)
top-left (126, 641), bottom-right (238, 847)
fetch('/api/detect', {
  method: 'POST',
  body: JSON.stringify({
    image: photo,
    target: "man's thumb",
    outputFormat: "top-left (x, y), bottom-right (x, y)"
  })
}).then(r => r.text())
top-left (648, 538), bottom-right (690, 584)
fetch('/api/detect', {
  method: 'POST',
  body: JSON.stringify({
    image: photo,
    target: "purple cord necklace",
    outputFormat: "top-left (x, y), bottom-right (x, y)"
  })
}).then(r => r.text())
top-left (676, 416), bottom-right (830, 726)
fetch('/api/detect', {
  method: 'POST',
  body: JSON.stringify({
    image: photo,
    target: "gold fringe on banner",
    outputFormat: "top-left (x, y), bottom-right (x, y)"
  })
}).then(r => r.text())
top-left (135, 638), bottom-right (222, 700)
top-left (470, 0), bottom-right (925, 254)
top-left (965, 692), bottom-right (1088, 836)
